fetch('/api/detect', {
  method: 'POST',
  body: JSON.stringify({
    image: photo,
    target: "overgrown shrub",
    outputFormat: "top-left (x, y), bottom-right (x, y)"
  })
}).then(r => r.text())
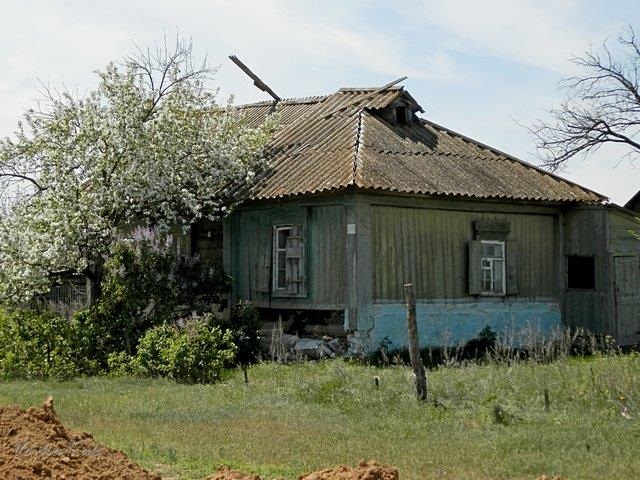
top-left (134, 314), bottom-right (237, 383)
top-left (73, 227), bottom-right (232, 364)
top-left (0, 307), bottom-right (93, 379)
top-left (219, 301), bottom-right (262, 367)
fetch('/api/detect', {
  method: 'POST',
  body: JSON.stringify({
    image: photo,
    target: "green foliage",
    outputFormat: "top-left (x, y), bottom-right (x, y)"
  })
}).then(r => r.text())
top-left (134, 314), bottom-right (237, 384)
top-left (74, 228), bottom-right (231, 366)
top-left (0, 230), bottom-right (238, 381)
top-left (0, 307), bottom-right (89, 379)
top-left (492, 403), bottom-right (518, 426)
top-left (106, 351), bottom-right (137, 377)
top-left (218, 301), bottom-right (261, 366)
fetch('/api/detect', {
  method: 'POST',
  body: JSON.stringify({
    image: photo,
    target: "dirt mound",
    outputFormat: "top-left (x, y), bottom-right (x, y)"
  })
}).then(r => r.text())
top-left (0, 396), bottom-right (160, 479)
top-left (298, 460), bottom-right (399, 480)
top-left (207, 466), bottom-right (261, 479)
top-left (207, 461), bottom-right (398, 480)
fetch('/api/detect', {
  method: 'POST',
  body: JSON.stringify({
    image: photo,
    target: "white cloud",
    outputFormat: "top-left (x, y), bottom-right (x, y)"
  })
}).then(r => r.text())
top-left (420, 0), bottom-right (619, 73)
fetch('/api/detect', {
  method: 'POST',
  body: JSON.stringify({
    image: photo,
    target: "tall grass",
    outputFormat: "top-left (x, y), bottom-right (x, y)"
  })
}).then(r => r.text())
top-left (1, 350), bottom-right (639, 479)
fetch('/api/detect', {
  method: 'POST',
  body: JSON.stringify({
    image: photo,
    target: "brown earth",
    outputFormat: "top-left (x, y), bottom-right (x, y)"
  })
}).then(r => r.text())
top-left (298, 461), bottom-right (399, 480)
top-left (0, 396), bottom-right (160, 480)
top-left (206, 466), bottom-right (260, 480)
top-left (207, 461), bottom-right (398, 480)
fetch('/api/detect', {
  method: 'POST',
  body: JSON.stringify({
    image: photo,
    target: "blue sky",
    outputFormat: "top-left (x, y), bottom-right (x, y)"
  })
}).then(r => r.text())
top-left (1, 0), bottom-right (638, 204)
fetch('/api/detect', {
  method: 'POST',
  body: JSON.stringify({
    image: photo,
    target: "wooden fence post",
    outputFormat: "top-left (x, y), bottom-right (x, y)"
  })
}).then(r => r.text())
top-left (404, 283), bottom-right (427, 401)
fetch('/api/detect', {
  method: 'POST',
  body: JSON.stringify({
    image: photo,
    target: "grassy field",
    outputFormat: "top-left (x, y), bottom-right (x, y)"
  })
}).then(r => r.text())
top-left (1, 354), bottom-right (639, 480)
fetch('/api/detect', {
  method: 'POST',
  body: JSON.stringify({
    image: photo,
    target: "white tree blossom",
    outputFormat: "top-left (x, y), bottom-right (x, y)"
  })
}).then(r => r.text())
top-left (0, 37), bottom-right (277, 302)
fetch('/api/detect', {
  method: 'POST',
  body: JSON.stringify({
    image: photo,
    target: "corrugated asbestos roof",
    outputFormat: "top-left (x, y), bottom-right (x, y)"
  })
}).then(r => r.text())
top-left (239, 87), bottom-right (605, 203)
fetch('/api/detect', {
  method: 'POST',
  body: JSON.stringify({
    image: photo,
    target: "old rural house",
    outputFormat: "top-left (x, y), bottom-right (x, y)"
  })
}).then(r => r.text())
top-left (189, 85), bottom-right (640, 352)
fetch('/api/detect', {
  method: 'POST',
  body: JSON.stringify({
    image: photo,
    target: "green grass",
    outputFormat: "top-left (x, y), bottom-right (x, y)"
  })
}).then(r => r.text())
top-left (1, 355), bottom-right (639, 479)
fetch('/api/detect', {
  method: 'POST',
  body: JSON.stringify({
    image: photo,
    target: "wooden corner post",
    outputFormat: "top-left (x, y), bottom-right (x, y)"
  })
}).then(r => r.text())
top-left (404, 283), bottom-right (427, 401)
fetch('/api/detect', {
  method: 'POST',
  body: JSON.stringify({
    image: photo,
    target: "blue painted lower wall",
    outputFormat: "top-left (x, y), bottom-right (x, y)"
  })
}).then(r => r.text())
top-left (368, 299), bottom-right (561, 351)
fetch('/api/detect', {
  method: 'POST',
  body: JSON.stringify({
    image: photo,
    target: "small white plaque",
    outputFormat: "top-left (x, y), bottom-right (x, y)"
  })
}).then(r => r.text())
top-left (347, 223), bottom-right (356, 235)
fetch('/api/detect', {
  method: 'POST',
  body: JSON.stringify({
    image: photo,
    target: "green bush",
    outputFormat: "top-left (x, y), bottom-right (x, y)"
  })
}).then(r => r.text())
top-left (72, 227), bottom-right (232, 365)
top-left (0, 307), bottom-right (86, 379)
top-left (218, 301), bottom-right (262, 367)
top-left (106, 351), bottom-right (137, 376)
top-left (134, 314), bottom-right (237, 383)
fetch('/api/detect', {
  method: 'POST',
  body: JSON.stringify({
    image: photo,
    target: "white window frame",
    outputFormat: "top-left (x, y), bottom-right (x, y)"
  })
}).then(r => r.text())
top-left (273, 225), bottom-right (293, 292)
top-left (480, 240), bottom-right (506, 296)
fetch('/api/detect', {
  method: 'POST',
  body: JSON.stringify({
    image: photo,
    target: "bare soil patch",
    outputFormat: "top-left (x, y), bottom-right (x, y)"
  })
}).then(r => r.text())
top-left (297, 460), bottom-right (399, 480)
top-left (0, 396), bottom-right (160, 479)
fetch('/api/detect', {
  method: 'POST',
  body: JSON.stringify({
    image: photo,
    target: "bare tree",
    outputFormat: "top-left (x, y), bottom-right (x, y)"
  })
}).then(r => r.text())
top-left (529, 26), bottom-right (640, 171)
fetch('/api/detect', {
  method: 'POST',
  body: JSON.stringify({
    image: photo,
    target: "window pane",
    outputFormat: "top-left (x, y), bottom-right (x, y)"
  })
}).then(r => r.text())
top-left (277, 228), bottom-right (291, 249)
top-left (493, 259), bottom-right (503, 291)
top-left (482, 268), bottom-right (491, 291)
top-left (277, 268), bottom-right (286, 288)
top-left (278, 252), bottom-right (286, 269)
top-left (482, 243), bottom-right (504, 259)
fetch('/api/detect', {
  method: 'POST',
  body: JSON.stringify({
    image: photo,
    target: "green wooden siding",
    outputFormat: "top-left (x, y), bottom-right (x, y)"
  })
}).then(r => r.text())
top-left (307, 204), bottom-right (346, 306)
top-left (229, 202), bottom-right (346, 309)
top-left (563, 207), bottom-right (611, 334)
top-left (609, 209), bottom-right (640, 254)
top-left (370, 205), bottom-right (558, 301)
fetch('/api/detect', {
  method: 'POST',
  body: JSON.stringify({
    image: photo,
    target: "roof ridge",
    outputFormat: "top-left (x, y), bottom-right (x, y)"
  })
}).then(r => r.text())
top-left (339, 86), bottom-right (403, 92)
top-left (352, 111), bottom-right (365, 185)
top-left (420, 119), bottom-right (608, 201)
top-left (237, 94), bottom-right (330, 109)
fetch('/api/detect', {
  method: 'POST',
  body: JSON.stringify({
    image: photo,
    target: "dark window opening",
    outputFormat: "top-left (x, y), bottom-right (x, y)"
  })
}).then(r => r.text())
top-left (567, 256), bottom-right (596, 289)
top-left (395, 106), bottom-right (408, 125)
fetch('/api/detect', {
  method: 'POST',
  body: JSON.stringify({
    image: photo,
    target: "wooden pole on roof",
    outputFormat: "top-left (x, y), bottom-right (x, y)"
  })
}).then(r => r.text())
top-left (229, 55), bottom-right (281, 101)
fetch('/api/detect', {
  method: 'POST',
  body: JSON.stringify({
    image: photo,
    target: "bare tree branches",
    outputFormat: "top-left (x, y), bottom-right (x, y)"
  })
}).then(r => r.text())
top-left (125, 34), bottom-right (218, 122)
top-left (529, 26), bottom-right (640, 171)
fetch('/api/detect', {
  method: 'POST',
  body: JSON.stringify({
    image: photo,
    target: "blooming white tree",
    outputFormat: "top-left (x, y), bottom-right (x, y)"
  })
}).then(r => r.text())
top-left (0, 37), bottom-right (277, 303)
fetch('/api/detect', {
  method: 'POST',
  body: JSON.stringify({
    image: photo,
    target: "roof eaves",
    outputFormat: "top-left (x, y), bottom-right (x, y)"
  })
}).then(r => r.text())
top-left (420, 118), bottom-right (608, 202)
top-left (237, 94), bottom-right (329, 109)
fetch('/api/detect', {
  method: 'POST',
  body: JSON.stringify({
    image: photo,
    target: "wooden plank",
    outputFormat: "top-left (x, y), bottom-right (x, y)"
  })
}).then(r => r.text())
top-left (345, 197), bottom-right (358, 329)
top-left (356, 199), bottom-right (374, 331)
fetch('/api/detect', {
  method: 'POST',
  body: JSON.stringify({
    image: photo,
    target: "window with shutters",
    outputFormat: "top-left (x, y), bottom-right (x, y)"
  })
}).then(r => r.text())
top-left (469, 239), bottom-right (518, 297)
top-left (272, 225), bottom-right (306, 297)
top-left (469, 220), bottom-right (518, 297)
top-left (480, 240), bottom-right (505, 295)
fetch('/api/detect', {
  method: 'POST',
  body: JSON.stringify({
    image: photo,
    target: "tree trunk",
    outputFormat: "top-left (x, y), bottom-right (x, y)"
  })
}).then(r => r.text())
top-left (84, 260), bottom-right (104, 306)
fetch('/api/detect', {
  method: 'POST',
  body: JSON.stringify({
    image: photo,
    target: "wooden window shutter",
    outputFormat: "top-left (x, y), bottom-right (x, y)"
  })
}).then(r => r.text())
top-left (251, 222), bottom-right (271, 294)
top-left (285, 225), bottom-right (306, 297)
top-left (468, 240), bottom-right (482, 295)
top-left (506, 240), bottom-right (520, 295)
